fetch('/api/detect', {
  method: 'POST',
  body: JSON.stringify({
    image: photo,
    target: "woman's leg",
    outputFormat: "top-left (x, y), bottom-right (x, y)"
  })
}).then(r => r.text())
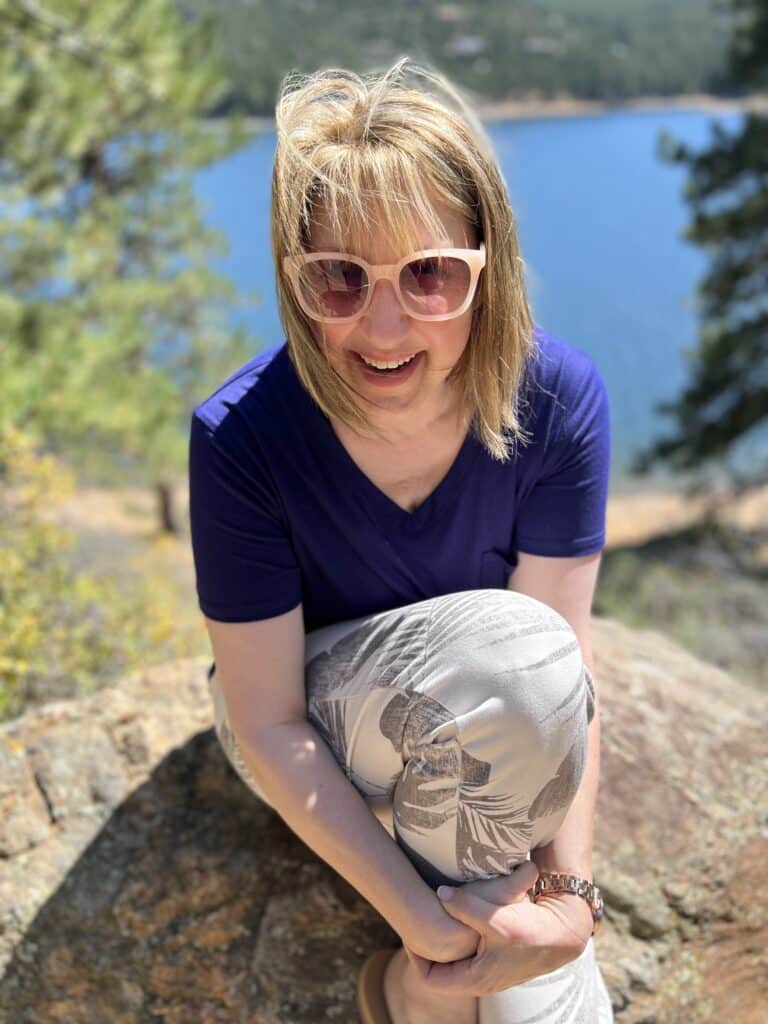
top-left (304, 589), bottom-right (614, 1024)
top-left (209, 589), bottom-right (613, 1023)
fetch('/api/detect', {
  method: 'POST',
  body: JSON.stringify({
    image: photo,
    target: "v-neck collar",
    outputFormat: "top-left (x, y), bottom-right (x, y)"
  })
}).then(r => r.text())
top-left (285, 350), bottom-right (481, 534)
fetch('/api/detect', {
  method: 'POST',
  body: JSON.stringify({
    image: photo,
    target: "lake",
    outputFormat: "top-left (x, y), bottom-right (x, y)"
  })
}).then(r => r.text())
top-left (194, 106), bottom-right (755, 490)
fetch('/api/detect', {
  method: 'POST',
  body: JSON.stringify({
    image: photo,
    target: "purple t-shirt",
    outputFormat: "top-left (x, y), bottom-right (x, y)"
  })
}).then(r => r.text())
top-left (188, 325), bottom-right (611, 634)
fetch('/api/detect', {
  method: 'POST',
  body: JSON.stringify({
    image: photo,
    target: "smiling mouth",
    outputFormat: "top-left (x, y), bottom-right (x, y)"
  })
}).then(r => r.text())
top-left (352, 351), bottom-right (422, 374)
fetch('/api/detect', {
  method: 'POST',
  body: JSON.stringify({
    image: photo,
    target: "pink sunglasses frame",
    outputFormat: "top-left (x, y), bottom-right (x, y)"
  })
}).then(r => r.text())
top-left (282, 242), bottom-right (486, 323)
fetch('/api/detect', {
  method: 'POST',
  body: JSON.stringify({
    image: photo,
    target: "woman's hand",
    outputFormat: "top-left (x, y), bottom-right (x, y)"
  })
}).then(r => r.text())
top-left (399, 861), bottom-right (537, 968)
top-left (399, 893), bottom-right (483, 965)
top-left (405, 863), bottom-right (594, 997)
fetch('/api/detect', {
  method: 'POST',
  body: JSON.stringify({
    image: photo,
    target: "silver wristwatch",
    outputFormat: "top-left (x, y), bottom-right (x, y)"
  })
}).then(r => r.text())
top-left (529, 871), bottom-right (605, 935)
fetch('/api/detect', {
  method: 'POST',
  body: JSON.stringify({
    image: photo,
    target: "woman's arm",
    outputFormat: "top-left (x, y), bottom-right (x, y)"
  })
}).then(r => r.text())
top-left (205, 605), bottom-right (477, 963)
top-left (235, 717), bottom-right (479, 962)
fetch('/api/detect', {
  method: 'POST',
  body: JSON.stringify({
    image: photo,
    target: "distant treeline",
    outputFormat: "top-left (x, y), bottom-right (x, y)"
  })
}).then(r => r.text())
top-left (176, 0), bottom-right (740, 116)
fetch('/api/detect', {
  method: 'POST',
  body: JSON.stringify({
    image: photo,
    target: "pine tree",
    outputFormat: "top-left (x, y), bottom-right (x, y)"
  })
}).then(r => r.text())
top-left (631, 0), bottom-right (768, 493)
top-left (0, 0), bottom-right (257, 530)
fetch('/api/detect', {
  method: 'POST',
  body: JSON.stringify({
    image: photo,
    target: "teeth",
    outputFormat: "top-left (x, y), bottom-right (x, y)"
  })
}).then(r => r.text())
top-left (360, 353), bottom-right (417, 370)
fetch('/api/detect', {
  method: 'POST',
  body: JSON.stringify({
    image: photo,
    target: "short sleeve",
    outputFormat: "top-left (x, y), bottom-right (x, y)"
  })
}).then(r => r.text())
top-left (188, 412), bottom-right (302, 622)
top-left (515, 356), bottom-right (611, 557)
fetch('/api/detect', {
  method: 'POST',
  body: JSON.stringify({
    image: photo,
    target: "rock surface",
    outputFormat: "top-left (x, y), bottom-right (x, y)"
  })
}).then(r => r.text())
top-left (1, 617), bottom-right (766, 1023)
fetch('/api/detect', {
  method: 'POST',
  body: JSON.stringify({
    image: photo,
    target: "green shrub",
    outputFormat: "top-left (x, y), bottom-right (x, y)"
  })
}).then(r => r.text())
top-left (0, 425), bottom-right (207, 722)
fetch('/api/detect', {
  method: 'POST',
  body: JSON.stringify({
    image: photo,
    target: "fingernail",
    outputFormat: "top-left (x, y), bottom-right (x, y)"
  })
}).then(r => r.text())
top-left (437, 885), bottom-right (455, 901)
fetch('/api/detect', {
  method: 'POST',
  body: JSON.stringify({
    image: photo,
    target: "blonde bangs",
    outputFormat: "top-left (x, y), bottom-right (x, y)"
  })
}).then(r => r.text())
top-left (303, 145), bottom-right (469, 258)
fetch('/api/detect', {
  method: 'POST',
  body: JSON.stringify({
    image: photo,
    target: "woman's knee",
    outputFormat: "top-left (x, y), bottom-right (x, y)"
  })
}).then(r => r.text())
top-left (394, 590), bottom-right (592, 865)
top-left (425, 588), bottom-right (589, 750)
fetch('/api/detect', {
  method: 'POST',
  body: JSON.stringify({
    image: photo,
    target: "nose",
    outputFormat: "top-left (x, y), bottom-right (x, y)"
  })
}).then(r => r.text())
top-left (361, 279), bottom-right (410, 336)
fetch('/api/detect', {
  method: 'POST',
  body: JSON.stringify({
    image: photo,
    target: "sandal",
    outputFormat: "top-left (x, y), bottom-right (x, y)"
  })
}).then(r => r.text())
top-left (357, 946), bottom-right (399, 1024)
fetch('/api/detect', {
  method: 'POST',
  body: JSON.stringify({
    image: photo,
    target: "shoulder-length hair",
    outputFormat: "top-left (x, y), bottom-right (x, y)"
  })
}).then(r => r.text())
top-left (271, 56), bottom-right (538, 462)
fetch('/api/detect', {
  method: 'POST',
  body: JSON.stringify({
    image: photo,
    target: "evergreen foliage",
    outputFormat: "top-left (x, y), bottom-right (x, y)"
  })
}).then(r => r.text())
top-left (632, 0), bottom-right (768, 489)
top-left (0, 0), bottom-right (257, 498)
top-left (0, 1), bottom-right (252, 717)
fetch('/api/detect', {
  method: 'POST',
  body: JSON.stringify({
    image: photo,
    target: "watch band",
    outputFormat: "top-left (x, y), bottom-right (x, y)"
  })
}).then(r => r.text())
top-left (528, 871), bottom-right (605, 935)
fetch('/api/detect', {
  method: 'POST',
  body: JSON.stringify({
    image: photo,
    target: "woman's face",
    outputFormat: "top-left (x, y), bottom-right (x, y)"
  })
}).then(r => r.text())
top-left (306, 198), bottom-right (480, 423)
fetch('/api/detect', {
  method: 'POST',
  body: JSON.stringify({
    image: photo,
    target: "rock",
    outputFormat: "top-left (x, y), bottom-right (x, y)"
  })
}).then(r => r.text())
top-left (598, 871), bottom-right (676, 939)
top-left (629, 897), bottom-right (676, 941)
top-left (26, 721), bottom-right (128, 821)
top-left (0, 736), bottom-right (50, 857)
top-left (623, 946), bottom-right (661, 994)
top-left (0, 616), bottom-right (766, 1023)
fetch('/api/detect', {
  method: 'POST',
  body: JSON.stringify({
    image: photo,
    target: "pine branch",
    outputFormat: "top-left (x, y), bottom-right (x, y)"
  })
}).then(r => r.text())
top-left (0, 0), bottom-right (157, 95)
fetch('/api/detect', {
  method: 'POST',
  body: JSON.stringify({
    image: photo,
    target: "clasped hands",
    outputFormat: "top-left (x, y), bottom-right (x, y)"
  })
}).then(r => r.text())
top-left (402, 861), bottom-right (594, 998)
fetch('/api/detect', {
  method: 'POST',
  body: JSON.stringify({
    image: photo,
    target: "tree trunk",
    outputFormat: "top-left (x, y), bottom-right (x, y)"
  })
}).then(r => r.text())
top-left (156, 481), bottom-right (178, 535)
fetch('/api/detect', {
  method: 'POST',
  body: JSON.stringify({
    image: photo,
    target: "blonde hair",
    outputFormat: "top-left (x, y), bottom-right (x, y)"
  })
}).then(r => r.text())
top-left (271, 56), bottom-right (538, 462)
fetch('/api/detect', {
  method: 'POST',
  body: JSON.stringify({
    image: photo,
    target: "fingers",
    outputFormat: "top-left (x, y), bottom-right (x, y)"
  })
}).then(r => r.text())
top-left (438, 886), bottom-right (533, 941)
top-left (458, 861), bottom-right (539, 907)
top-left (421, 955), bottom-right (483, 994)
top-left (402, 943), bottom-right (432, 983)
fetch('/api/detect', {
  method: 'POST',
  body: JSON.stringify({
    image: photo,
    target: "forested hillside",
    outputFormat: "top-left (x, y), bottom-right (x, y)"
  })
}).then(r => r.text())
top-left (176, 0), bottom-right (739, 115)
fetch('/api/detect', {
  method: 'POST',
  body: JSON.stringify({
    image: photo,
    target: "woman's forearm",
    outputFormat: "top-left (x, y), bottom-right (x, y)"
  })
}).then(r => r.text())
top-left (232, 717), bottom-right (444, 941)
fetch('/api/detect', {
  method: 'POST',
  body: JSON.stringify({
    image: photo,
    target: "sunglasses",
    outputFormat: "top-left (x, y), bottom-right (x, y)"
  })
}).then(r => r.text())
top-left (282, 243), bottom-right (486, 323)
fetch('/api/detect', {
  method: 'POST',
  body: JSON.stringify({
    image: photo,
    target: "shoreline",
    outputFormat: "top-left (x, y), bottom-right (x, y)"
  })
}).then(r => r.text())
top-left (226, 91), bottom-right (768, 132)
top-left (474, 90), bottom-right (768, 123)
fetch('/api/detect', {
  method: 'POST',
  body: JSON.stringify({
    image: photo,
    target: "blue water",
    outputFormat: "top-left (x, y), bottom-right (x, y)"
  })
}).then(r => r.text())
top-left (194, 107), bottom-right (752, 488)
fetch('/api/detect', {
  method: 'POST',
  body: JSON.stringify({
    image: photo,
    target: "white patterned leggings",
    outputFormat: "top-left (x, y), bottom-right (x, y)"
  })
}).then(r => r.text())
top-left (208, 588), bottom-right (614, 1023)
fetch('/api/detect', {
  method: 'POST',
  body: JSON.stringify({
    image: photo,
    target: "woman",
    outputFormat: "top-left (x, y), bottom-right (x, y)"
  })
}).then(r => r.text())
top-left (189, 58), bottom-right (614, 1024)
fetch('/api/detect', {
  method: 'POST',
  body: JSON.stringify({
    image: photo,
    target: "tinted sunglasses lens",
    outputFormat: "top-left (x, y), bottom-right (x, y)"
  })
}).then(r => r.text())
top-left (399, 256), bottom-right (472, 317)
top-left (297, 258), bottom-right (368, 319)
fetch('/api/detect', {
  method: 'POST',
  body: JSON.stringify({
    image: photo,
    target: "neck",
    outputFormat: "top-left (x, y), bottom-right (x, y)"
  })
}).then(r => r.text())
top-left (353, 389), bottom-right (471, 448)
